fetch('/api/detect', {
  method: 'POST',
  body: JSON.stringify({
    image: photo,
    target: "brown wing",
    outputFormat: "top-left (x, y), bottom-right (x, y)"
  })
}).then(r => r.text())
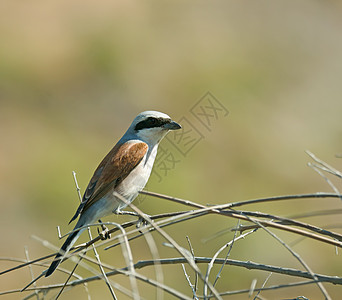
top-left (69, 141), bottom-right (148, 223)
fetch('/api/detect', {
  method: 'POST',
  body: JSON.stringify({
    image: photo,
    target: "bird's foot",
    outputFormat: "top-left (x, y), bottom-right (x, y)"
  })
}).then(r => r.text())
top-left (136, 214), bottom-right (151, 229)
top-left (115, 209), bottom-right (151, 230)
top-left (97, 220), bottom-right (111, 240)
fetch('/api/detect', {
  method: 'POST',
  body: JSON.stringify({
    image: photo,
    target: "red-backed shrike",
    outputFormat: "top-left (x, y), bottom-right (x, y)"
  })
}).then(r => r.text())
top-left (45, 111), bottom-right (181, 277)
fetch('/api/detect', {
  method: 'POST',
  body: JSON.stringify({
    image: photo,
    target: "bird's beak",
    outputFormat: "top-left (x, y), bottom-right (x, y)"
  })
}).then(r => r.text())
top-left (164, 120), bottom-right (181, 130)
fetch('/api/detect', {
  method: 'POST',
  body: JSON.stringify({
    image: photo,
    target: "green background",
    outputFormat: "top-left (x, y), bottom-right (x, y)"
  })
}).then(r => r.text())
top-left (1, 1), bottom-right (342, 299)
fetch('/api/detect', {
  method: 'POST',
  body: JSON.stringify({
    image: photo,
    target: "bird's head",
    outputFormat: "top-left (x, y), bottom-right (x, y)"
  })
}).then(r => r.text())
top-left (126, 111), bottom-right (181, 145)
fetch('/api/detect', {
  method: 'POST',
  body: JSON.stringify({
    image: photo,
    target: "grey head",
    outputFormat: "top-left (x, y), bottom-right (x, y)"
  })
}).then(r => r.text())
top-left (122, 111), bottom-right (181, 145)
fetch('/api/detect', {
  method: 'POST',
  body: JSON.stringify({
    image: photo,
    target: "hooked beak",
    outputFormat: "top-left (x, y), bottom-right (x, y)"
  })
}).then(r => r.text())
top-left (164, 120), bottom-right (182, 130)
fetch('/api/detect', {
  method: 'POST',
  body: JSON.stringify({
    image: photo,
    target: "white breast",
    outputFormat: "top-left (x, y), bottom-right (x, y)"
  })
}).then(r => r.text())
top-left (79, 144), bottom-right (158, 224)
top-left (115, 144), bottom-right (158, 209)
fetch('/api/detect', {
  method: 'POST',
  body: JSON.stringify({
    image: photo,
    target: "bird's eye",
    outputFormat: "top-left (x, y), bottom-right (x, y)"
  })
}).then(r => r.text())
top-left (149, 118), bottom-right (157, 125)
top-left (135, 117), bottom-right (161, 131)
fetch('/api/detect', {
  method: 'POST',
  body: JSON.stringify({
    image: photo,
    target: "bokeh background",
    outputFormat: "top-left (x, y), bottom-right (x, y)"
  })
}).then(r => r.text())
top-left (1, 1), bottom-right (342, 299)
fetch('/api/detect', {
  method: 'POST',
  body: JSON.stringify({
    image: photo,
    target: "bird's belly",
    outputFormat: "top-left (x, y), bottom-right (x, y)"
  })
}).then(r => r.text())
top-left (116, 158), bottom-right (153, 207)
top-left (81, 152), bottom-right (155, 223)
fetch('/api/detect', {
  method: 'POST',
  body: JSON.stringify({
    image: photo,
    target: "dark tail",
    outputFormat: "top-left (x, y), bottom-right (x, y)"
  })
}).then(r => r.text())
top-left (45, 228), bottom-right (83, 277)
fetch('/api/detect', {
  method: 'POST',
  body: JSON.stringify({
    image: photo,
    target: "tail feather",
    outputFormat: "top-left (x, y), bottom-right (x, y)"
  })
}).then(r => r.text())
top-left (45, 228), bottom-right (83, 277)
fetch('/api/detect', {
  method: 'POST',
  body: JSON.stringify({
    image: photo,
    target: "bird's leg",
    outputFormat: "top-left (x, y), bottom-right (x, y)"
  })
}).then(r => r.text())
top-left (115, 208), bottom-right (150, 228)
top-left (97, 219), bottom-right (110, 240)
top-left (115, 209), bottom-right (139, 217)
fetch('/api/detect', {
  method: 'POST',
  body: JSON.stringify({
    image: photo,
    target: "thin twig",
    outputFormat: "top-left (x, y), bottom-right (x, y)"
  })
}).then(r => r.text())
top-left (222, 211), bottom-right (342, 248)
top-left (200, 280), bottom-right (320, 297)
top-left (204, 229), bottom-right (255, 298)
top-left (87, 228), bottom-right (117, 299)
top-left (186, 236), bottom-right (198, 296)
top-left (253, 273), bottom-right (272, 300)
top-left (5, 192), bottom-right (342, 281)
top-left (230, 210), bottom-right (342, 242)
top-left (249, 279), bottom-right (257, 298)
top-left (308, 163), bottom-right (342, 201)
top-left (3, 256), bottom-right (342, 298)
top-left (33, 233), bottom-right (133, 298)
top-left (141, 190), bottom-right (341, 210)
top-left (73, 171), bottom-right (118, 299)
top-left (46, 193), bottom-right (342, 256)
top-left (24, 246), bottom-right (39, 300)
top-left (139, 225), bottom-right (164, 300)
top-left (55, 255), bottom-right (84, 299)
top-left (3, 186), bottom-right (342, 299)
top-left (181, 264), bottom-right (198, 300)
top-left (113, 191), bottom-right (222, 300)
top-left (306, 150), bottom-right (342, 179)
top-left (239, 213), bottom-right (331, 300)
top-left (288, 208), bottom-right (342, 220)
top-left (212, 220), bottom-right (242, 288)
top-left (10, 257), bottom-right (342, 292)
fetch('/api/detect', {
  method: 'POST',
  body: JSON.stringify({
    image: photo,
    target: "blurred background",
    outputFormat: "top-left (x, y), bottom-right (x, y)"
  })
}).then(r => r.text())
top-left (1, 0), bottom-right (342, 299)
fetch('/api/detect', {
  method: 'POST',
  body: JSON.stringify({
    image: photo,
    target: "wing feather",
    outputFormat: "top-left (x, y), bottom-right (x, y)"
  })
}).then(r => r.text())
top-left (69, 141), bottom-right (148, 223)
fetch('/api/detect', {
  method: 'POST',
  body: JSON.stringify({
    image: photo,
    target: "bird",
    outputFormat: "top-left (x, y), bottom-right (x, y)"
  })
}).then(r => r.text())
top-left (45, 111), bottom-right (181, 277)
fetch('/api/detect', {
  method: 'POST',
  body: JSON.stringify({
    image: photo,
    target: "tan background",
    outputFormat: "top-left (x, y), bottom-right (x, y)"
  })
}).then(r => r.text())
top-left (1, 1), bottom-right (342, 299)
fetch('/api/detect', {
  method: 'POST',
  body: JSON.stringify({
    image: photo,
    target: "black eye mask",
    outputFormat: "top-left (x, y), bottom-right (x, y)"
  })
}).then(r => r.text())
top-left (135, 117), bottom-right (171, 131)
